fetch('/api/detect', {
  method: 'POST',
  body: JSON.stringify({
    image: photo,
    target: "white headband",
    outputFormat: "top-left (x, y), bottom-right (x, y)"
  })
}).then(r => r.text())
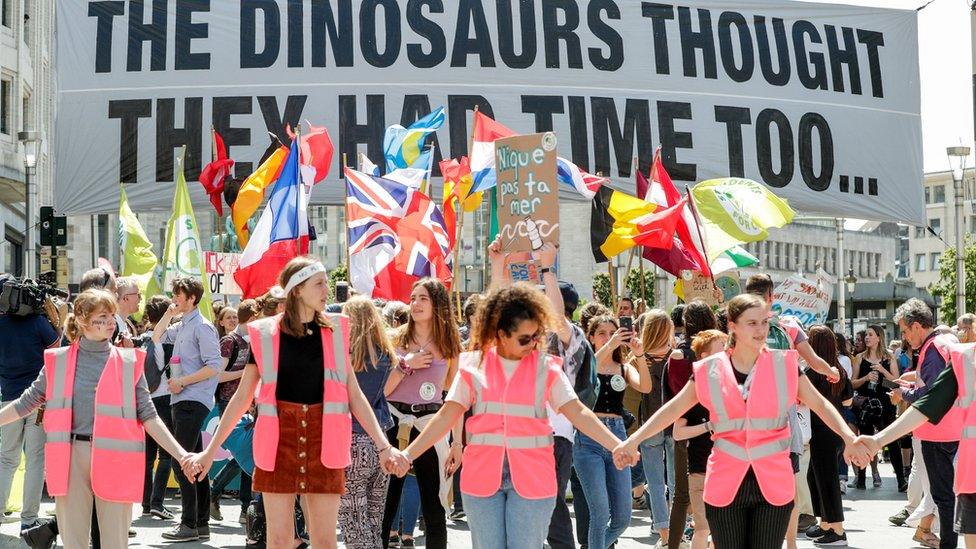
top-left (283, 262), bottom-right (326, 294)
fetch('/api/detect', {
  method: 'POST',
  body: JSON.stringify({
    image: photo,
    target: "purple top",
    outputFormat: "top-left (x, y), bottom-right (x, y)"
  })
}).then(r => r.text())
top-left (387, 350), bottom-right (448, 406)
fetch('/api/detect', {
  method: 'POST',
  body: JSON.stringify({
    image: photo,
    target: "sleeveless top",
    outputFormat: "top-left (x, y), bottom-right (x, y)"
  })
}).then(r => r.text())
top-left (594, 364), bottom-right (626, 415)
top-left (388, 350), bottom-right (448, 405)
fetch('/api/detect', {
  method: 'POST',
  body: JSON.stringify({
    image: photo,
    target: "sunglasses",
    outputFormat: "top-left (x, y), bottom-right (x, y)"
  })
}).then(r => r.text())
top-left (516, 332), bottom-right (544, 347)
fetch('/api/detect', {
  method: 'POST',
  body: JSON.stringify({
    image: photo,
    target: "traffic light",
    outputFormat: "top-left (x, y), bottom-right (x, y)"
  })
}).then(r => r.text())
top-left (39, 206), bottom-right (67, 247)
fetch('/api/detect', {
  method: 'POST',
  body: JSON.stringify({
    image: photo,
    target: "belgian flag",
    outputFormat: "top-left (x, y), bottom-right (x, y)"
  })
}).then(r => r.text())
top-left (590, 186), bottom-right (687, 263)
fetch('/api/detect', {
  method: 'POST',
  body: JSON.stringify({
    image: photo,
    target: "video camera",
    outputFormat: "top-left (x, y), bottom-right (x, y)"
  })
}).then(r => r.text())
top-left (0, 271), bottom-right (70, 316)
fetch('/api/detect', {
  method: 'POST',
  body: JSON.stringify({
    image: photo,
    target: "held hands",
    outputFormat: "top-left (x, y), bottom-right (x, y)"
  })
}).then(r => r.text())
top-left (181, 450), bottom-right (214, 482)
top-left (889, 387), bottom-right (904, 405)
top-left (386, 449), bottom-right (412, 478)
top-left (612, 440), bottom-right (640, 470)
top-left (845, 435), bottom-right (880, 468)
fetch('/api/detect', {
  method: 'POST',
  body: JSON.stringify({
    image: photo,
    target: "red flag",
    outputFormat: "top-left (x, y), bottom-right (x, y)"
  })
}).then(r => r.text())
top-left (286, 121), bottom-right (335, 183)
top-left (199, 129), bottom-right (234, 217)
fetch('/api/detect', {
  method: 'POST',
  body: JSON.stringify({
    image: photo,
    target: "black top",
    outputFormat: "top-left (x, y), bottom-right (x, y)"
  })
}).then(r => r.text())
top-left (276, 321), bottom-right (325, 405)
top-left (856, 357), bottom-right (893, 400)
top-left (808, 368), bottom-right (853, 437)
top-left (594, 365), bottom-right (627, 415)
top-left (682, 403), bottom-right (713, 474)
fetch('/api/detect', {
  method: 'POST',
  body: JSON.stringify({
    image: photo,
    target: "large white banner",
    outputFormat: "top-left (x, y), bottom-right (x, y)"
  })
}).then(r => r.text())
top-left (55, 0), bottom-right (923, 224)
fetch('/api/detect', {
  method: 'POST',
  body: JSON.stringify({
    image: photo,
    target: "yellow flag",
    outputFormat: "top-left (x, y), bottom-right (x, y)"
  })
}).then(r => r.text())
top-left (232, 146), bottom-right (287, 247)
top-left (118, 185), bottom-right (158, 320)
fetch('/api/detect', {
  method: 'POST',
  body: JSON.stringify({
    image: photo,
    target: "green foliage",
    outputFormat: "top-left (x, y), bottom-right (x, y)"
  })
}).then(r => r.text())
top-left (328, 264), bottom-right (348, 300)
top-left (930, 235), bottom-right (976, 322)
top-left (592, 272), bottom-right (612, 308)
top-left (624, 266), bottom-right (655, 307)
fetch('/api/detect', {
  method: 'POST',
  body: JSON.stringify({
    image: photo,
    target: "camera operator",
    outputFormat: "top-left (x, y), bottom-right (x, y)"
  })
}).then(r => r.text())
top-left (0, 276), bottom-right (66, 531)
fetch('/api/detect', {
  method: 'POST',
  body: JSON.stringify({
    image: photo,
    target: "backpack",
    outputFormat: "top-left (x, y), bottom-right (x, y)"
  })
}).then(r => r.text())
top-left (573, 339), bottom-right (601, 411)
top-left (140, 338), bottom-right (173, 393)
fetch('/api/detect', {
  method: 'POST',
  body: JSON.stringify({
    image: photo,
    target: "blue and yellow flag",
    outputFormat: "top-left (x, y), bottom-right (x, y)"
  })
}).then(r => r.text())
top-left (383, 107), bottom-right (445, 172)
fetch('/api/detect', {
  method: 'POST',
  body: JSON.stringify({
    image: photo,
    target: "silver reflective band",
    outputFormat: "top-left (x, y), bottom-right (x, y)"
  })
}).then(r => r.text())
top-left (46, 432), bottom-right (71, 443)
top-left (322, 402), bottom-right (350, 415)
top-left (771, 351), bottom-right (788, 415)
top-left (119, 348), bottom-right (137, 418)
top-left (95, 405), bottom-right (135, 419)
top-left (51, 349), bottom-right (70, 408)
top-left (705, 357), bottom-right (731, 425)
top-left (93, 438), bottom-right (146, 453)
top-left (257, 321), bottom-right (278, 385)
top-left (323, 369), bottom-right (344, 383)
top-left (714, 437), bottom-right (791, 462)
top-left (327, 315), bottom-right (349, 384)
top-left (959, 348), bottom-right (976, 409)
top-left (466, 433), bottom-right (554, 449)
top-left (964, 426), bottom-right (976, 439)
top-left (534, 351), bottom-right (547, 414)
top-left (471, 402), bottom-right (547, 418)
top-left (256, 404), bottom-right (277, 417)
top-left (712, 417), bottom-right (789, 433)
top-left (46, 397), bottom-right (72, 410)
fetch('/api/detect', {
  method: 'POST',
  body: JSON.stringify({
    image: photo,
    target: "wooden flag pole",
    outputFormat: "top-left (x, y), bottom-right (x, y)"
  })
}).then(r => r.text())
top-left (608, 260), bottom-right (618, 311)
top-left (343, 152), bottom-right (351, 282)
top-left (453, 209), bottom-right (465, 323)
top-left (639, 253), bottom-right (647, 308)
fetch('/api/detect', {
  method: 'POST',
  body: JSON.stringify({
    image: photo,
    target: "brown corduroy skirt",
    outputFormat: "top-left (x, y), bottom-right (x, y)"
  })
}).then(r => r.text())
top-left (252, 401), bottom-right (346, 494)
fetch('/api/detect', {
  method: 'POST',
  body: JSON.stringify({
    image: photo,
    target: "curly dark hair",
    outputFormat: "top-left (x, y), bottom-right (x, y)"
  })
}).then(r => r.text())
top-left (469, 283), bottom-right (555, 354)
top-left (579, 301), bottom-right (611, 334)
top-left (587, 314), bottom-right (626, 364)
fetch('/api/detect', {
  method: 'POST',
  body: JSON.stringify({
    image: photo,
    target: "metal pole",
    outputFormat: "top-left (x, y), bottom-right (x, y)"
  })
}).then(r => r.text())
top-left (836, 218), bottom-right (847, 335)
top-left (956, 174), bottom-right (967, 316)
top-left (23, 167), bottom-right (33, 278)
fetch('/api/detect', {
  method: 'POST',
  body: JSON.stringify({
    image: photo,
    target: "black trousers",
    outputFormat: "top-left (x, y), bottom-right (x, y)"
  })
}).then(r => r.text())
top-left (921, 440), bottom-right (959, 549)
top-left (705, 469), bottom-right (794, 549)
top-left (668, 440), bottom-right (690, 549)
top-left (570, 467), bottom-right (589, 546)
top-left (171, 400), bottom-right (211, 530)
top-left (381, 416), bottom-right (446, 549)
top-left (547, 436), bottom-right (576, 549)
top-left (807, 428), bottom-right (845, 523)
top-left (143, 395), bottom-right (173, 511)
top-left (858, 403), bottom-right (905, 486)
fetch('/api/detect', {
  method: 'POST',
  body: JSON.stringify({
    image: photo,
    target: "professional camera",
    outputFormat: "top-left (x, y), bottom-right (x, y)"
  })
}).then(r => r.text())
top-left (0, 271), bottom-right (69, 316)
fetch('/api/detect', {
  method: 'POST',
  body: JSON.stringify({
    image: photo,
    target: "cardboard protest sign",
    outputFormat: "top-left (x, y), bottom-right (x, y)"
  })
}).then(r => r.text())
top-left (205, 252), bottom-right (243, 297)
top-left (495, 132), bottom-right (559, 253)
top-left (682, 271), bottom-right (722, 306)
top-left (772, 269), bottom-right (834, 327)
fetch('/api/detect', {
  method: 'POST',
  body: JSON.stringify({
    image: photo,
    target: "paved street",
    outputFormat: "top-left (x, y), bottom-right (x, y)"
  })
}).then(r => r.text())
top-left (0, 469), bottom-right (935, 548)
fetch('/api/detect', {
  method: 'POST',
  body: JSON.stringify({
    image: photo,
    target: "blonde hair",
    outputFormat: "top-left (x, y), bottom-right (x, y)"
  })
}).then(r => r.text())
top-left (691, 329), bottom-right (729, 359)
top-left (343, 296), bottom-right (398, 373)
top-left (278, 257), bottom-right (332, 338)
top-left (65, 289), bottom-right (118, 342)
top-left (640, 309), bottom-right (674, 353)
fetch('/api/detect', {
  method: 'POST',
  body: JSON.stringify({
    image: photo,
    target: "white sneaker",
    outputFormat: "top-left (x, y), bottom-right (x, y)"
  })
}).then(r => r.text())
top-left (840, 480), bottom-right (847, 494)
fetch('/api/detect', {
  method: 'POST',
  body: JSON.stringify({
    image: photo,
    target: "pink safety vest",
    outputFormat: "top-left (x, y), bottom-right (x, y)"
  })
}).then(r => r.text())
top-left (249, 313), bottom-right (352, 471)
top-left (693, 349), bottom-right (799, 507)
top-left (43, 344), bottom-right (146, 503)
top-left (459, 348), bottom-right (562, 499)
top-left (915, 335), bottom-right (964, 442)
top-left (950, 343), bottom-right (976, 494)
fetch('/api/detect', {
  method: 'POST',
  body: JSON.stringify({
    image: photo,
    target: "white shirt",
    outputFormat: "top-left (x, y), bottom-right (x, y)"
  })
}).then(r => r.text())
top-left (549, 321), bottom-right (585, 441)
top-left (838, 354), bottom-right (853, 379)
top-left (445, 351), bottom-right (578, 412)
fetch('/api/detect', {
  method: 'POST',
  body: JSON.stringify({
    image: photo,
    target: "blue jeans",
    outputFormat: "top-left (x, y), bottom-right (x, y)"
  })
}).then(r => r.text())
top-left (391, 475), bottom-right (421, 537)
top-left (574, 417), bottom-right (632, 549)
top-left (462, 464), bottom-right (556, 549)
top-left (640, 432), bottom-right (674, 530)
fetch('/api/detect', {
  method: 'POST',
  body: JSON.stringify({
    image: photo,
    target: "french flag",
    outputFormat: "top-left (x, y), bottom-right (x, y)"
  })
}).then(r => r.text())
top-left (469, 111), bottom-right (515, 193)
top-left (234, 139), bottom-right (310, 299)
top-left (556, 157), bottom-right (606, 199)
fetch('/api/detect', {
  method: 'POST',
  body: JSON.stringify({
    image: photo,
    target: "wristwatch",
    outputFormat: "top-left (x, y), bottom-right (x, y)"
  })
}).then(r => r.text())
top-left (540, 266), bottom-right (555, 276)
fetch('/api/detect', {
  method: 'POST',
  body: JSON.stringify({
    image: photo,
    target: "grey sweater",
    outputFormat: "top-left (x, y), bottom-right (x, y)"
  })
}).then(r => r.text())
top-left (14, 337), bottom-right (158, 436)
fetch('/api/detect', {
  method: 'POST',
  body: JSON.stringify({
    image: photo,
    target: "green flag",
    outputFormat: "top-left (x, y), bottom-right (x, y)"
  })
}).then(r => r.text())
top-left (118, 185), bottom-right (159, 320)
top-left (161, 147), bottom-right (213, 321)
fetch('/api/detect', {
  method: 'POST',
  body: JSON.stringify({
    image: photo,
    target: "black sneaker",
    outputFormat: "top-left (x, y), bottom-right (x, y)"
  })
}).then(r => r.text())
top-left (210, 501), bottom-right (224, 521)
top-left (400, 538), bottom-right (415, 548)
top-left (449, 510), bottom-right (466, 521)
top-left (805, 525), bottom-right (830, 539)
top-left (797, 514), bottom-right (818, 532)
top-left (161, 524), bottom-right (200, 542)
top-left (198, 525), bottom-right (210, 540)
top-left (20, 518), bottom-right (57, 549)
top-left (814, 531), bottom-right (848, 546)
top-left (151, 507), bottom-right (176, 520)
top-left (889, 508), bottom-right (910, 526)
top-left (388, 534), bottom-right (401, 548)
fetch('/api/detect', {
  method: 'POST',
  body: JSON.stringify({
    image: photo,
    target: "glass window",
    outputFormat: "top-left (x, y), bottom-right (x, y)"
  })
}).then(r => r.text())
top-left (930, 218), bottom-right (941, 236)
top-left (0, 79), bottom-right (9, 135)
top-left (933, 185), bottom-right (946, 204)
top-left (916, 253), bottom-right (926, 272)
top-left (924, 187), bottom-right (931, 204)
top-left (915, 225), bottom-right (926, 239)
top-left (931, 252), bottom-right (942, 272)
top-left (22, 0), bottom-right (29, 43)
top-left (21, 93), bottom-right (28, 132)
top-left (4, 226), bottom-right (23, 277)
top-left (1, 0), bottom-right (8, 27)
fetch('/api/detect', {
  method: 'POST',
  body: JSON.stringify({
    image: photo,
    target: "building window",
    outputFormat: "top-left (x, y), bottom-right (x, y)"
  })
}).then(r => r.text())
top-left (916, 253), bottom-right (926, 272)
top-left (931, 252), bottom-right (942, 272)
top-left (21, 92), bottom-right (28, 132)
top-left (97, 214), bottom-right (109, 261)
top-left (22, 0), bottom-right (29, 43)
top-left (915, 225), bottom-right (925, 238)
top-left (929, 218), bottom-right (941, 237)
top-left (4, 226), bottom-right (23, 277)
top-left (932, 185), bottom-right (946, 204)
top-left (0, 79), bottom-right (9, 135)
top-left (1, 0), bottom-right (8, 27)
top-left (924, 187), bottom-right (931, 204)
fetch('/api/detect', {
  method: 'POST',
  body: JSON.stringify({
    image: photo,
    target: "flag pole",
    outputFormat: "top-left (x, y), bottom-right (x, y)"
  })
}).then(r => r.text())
top-left (684, 185), bottom-right (717, 289)
top-left (343, 152), bottom-right (351, 283)
top-left (608, 260), bottom-right (617, 311)
top-left (452, 190), bottom-right (465, 324)
top-left (639, 252), bottom-right (647, 308)
top-left (294, 125), bottom-right (302, 254)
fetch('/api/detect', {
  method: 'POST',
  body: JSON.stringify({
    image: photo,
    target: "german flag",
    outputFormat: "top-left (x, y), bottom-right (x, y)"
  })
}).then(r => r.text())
top-left (590, 186), bottom-right (687, 263)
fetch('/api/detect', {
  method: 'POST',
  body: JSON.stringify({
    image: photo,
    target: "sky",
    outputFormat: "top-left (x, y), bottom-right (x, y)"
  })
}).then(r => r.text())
top-left (818, 0), bottom-right (976, 173)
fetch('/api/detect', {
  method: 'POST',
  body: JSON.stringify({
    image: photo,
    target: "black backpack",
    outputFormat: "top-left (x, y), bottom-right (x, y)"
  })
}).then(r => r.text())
top-left (141, 339), bottom-right (173, 393)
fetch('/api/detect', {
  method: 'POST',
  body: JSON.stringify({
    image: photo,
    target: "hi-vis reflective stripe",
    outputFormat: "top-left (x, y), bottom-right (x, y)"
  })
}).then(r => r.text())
top-left (771, 352), bottom-right (788, 415)
top-left (46, 432), bottom-right (71, 443)
top-left (712, 417), bottom-right (789, 433)
top-left (257, 404), bottom-right (277, 417)
top-left (704, 352), bottom-right (790, 433)
top-left (958, 346), bottom-right (976, 408)
top-left (256, 321), bottom-right (278, 385)
top-left (705, 356), bottom-right (731, 425)
top-left (471, 351), bottom-right (548, 419)
top-left (323, 369), bottom-right (344, 383)
top-left (467, 433), bottom-right (554, 449)
top-left (93, 438), bottom-right (145, 452)
top-left (119, 349), bottom-right (138, 419)
top-left (323, 402), bottom-right (350, 414)
top-left (50, 349), bottom-right (70, 410)
top-left (964, 426), bottom-right (976, 439)
top-left (326, 315), bottom-right (348, 385)
top-left (714, 437), bottom-right (791, 461)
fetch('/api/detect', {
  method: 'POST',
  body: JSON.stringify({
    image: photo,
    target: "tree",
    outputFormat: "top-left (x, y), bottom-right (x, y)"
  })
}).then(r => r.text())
top-left (930, 235), bottom-right (976, 323)
top-left (328, 264), bottom-right (348, 301)
top-left (592, 272), bottom-right (612, 308)
top-left (624, 265), bottom-right (656, 308)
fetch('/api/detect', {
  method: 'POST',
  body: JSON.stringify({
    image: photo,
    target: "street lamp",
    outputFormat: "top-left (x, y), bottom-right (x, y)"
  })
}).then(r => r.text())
top-left (845, 268), bottom-right (858, 340)
top-left (947, 145), bottom-right (971, 317)
top-left (17, 131), bottom-right (40, 279)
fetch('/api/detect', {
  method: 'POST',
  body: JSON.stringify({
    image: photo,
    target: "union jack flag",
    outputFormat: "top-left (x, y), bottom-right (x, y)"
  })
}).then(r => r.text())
top-left (344, 168), bottom-right (453, 301)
